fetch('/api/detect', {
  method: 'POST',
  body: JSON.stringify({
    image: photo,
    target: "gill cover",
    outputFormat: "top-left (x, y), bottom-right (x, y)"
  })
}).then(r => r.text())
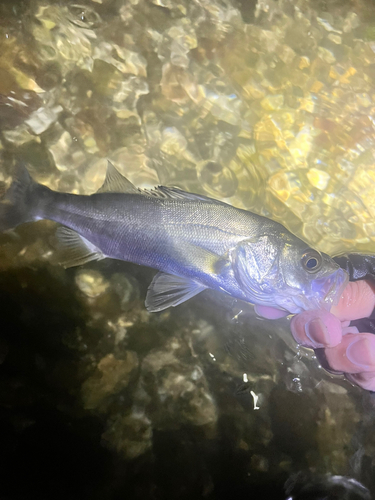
top-left (230, 236), bottom-right (284, 305)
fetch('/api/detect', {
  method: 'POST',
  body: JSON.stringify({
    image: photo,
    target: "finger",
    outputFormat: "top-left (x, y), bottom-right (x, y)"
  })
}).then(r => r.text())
top-left (346, 372), bottom-right (375, 391)
top-left (331, 280), bottom-right (375, 322)
top-left (290, 310), bottom-right (342, 348)
top-left (254, 305), bottom-right (289, 319)
top-left (342, 325), bottom-right (359, 335)
top-left (324, 332), bottom-right (375, 374)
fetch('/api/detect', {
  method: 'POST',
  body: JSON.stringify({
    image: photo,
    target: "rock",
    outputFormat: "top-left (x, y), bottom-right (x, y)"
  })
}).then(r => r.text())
top-left (82, 351), bottom-right (138, 410)
top-left (75, 270), bottom-right (110, 298)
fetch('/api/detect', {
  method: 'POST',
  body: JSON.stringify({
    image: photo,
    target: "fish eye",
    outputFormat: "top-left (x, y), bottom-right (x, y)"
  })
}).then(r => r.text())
top-left (301, 250), bottom-right (323, 273)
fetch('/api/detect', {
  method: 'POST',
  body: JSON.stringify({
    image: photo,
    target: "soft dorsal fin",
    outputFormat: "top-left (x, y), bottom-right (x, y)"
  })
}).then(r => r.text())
top-left (97, 161), bottom-right (139, 194)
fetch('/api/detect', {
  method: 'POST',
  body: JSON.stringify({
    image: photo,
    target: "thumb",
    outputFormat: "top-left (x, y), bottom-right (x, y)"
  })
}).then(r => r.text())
top-left (290, 310), bottom-right (342, 348)
top-left (330, 280), bottom-right (375, 322)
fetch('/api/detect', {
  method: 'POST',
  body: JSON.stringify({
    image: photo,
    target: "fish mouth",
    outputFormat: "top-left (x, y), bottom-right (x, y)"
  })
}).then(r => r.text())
top-left (285, 267), bottom-right (349, 313)
top-left (310, 267), bottom-right (349, 311)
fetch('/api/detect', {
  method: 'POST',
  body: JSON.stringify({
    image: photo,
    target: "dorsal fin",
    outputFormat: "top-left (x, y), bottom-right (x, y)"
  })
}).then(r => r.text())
top-left (97, 161), bottom-right (230, 207)
top-left (141, 185), bottom-right (229, 206)
top-left (97, 161), bottom-right (139, 194)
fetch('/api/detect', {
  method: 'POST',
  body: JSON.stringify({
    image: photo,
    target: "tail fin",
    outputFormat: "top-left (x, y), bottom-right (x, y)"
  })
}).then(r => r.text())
top-left (0, 163), bottom-right (39, 232)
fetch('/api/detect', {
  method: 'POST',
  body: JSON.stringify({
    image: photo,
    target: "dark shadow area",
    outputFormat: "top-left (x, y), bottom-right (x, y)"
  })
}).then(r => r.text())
top-left (0, 264), bottom-right (288, 500)
top-left (0, 264), bottom-right (373, 500)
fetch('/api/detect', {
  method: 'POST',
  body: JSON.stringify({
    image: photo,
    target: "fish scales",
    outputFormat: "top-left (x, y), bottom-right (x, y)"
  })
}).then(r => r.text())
top-left (0, 161), bottom-right (348, 313)
top-left (41, 191), bottom-right (258, 260)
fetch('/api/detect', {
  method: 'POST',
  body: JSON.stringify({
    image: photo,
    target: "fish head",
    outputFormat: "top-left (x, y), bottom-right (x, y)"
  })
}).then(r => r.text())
top-left (230, 232), bottom-right (348, 314)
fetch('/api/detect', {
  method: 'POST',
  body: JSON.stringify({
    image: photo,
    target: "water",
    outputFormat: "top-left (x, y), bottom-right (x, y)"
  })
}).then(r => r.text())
top-left (0, 0), bottom-right (375, 499)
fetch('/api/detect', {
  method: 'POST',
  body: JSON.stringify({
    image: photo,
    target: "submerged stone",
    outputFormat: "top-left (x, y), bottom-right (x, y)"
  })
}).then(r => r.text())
top-left (75, 269), bottom-right (110, 298)
top-left (82, 351), bottom-right (138, 410)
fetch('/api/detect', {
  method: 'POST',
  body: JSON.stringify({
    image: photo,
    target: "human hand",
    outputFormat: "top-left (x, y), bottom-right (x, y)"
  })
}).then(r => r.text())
top-left (254, 254), bottom-right (375, 390)
top-left (290, 280), bottom-right (375, 390)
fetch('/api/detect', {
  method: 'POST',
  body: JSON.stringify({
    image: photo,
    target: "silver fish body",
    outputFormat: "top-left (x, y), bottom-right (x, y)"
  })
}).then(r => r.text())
top-left (0, 162), bottom-right (348, 313)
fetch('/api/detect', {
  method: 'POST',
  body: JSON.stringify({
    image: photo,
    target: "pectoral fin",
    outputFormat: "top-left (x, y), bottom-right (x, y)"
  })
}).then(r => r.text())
top-left (56, 227), bottom-right (105, 268)
top-left (145, 272), bottom-right (206, 312)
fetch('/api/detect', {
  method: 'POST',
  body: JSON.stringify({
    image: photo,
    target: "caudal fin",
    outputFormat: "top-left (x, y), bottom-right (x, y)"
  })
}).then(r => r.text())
top-left (0, 163), bottom-right (38, 232)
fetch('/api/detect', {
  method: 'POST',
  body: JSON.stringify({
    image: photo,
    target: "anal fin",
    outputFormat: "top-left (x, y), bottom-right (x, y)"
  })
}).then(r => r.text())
top-left (56, 226), bottom-right (105, 268)
top-left (145, 272), bottom-right (206, 312)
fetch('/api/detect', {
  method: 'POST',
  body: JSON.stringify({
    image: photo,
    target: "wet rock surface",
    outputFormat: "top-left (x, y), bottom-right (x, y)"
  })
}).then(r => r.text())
top-left (1, 0), bottom-right (375, 499)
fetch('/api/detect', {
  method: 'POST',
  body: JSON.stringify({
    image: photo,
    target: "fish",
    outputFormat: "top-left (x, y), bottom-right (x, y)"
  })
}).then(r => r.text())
top-left (0, 161), bottom-right (348, 314)
top-left (285, 472), bottom-right (371, 500)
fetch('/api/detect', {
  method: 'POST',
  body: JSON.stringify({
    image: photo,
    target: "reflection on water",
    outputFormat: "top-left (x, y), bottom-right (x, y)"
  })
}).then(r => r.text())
top-left (0, 0), bottom-right (375, 498)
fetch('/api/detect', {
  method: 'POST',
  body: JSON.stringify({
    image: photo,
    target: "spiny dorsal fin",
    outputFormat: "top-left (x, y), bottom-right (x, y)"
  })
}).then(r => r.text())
top-left (98, 160), bottom-right (229, 206)
top-left (145, 272), bottom-right (206, 312)
top-left (97, 161), bottom-right (139, 194)
top-left (141, 185), bottom-right (229, 206)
